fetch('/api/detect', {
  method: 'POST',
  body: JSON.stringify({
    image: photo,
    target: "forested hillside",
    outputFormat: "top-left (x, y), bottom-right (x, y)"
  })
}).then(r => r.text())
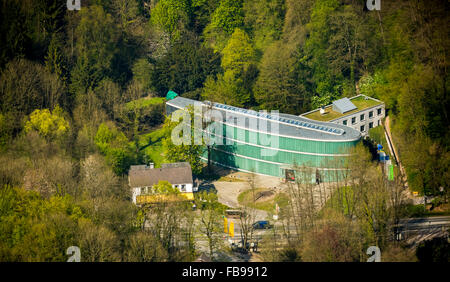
top-left (0, 0), bottom-right (448, 261)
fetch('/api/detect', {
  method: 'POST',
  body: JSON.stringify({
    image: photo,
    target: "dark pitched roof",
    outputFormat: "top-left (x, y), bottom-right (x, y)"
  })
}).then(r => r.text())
top-left (130, 165), bottom-right (150, 170)
top-left (128, 163), bottom-right (193, 187)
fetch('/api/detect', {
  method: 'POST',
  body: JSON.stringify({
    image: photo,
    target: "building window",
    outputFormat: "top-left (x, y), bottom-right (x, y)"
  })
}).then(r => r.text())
top-left (360, 114), bottom-right (365, 121)
top-left (369, 111), bottom-right (373, 118)
top-left (343, 120), bottom-right (347, 126)
top-left (351, 117), bottom-right (356, 124)
top-left (360, 125), bottom-right (365, 132)
top-left (369, 122), bottom-right (373, 129)
top-left (181, 184), bottom-right (186, 192)
top-left (140, 187), bottom-right (145, 194)
top-left (377, 108), bottom-right (382, 115)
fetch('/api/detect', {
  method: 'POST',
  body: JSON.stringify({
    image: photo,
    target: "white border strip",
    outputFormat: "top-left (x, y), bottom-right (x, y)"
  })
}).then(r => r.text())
top-left (210, 103), bottom-right (344, 135)
top-left (207, 132), bottom-right (351, 157)
top-left (208, 147), bottom-right (349, 171)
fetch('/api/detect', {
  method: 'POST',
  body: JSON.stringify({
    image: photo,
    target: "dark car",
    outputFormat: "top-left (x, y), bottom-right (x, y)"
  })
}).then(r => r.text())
top-left (252, 220), bottom-right (272, 229)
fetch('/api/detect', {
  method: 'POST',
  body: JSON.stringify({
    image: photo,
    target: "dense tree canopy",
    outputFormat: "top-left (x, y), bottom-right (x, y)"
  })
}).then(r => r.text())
top-left (0, 0), bottom-right (448, 262)
top-left (151, 32), bottom-right (221, 96)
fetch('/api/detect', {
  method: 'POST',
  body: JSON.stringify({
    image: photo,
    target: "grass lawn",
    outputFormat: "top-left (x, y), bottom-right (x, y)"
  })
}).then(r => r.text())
top-left (303, 96), bottom-right (382, 122)
top-left (217, 176), bottom-right (246, 182)
top-left (138, 127), bottom-right (167, 167)
top-left (125, 97), bottom-right (165, 110)
top-left (323, 186), bottom-right (450, 217)
top-left (238, 188), bottom-right (289, 213)
top-left (406, 202), bottom-right (450, 217)
top-left (368, 125), bottom-right (393, 157)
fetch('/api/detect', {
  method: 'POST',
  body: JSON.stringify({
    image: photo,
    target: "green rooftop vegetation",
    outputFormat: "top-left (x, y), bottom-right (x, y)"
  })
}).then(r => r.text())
top-left (303, 96), bottom-right (383, 122)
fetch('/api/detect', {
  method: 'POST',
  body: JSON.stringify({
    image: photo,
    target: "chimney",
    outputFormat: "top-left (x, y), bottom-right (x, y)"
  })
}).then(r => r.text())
top-left (149, 163), bottom-right (154, 169)
top-left (319, 106), bottom-right (325, 115)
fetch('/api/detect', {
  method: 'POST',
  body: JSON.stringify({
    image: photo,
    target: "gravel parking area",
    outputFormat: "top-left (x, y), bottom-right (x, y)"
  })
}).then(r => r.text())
top-left (207, 171), bottom-right (286, 220)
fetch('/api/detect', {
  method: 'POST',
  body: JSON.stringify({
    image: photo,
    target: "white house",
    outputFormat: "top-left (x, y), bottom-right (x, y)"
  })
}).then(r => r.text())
top-left (128, 162), bottom-right (195, 205)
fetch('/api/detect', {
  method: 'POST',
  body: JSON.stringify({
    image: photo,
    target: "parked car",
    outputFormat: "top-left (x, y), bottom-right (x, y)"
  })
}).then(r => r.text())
top-left (252, 220), bottom-right (273, 229)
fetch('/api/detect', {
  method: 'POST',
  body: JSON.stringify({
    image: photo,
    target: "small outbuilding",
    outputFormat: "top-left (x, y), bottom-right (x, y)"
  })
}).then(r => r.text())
top-left (332, 97), bottom-right (357, 114)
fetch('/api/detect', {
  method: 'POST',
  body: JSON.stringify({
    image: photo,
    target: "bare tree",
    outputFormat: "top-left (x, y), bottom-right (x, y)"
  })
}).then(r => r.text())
top-left (195, 191), bottom-right (224, 260)
top-left (125, 231), bottom-right (169, 262)
top-left (238, 173), bottom-right (258, 250)
top-left (281, 165), bottom-right (318, 246)
top-left (140, 183), bottom-right (196, 261)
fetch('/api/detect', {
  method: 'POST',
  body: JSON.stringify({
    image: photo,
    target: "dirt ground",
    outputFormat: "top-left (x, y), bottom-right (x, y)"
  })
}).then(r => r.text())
top-left (207, 169), bottom-right (287, 220)
top-left (203, 165), bottom-right (353, 223)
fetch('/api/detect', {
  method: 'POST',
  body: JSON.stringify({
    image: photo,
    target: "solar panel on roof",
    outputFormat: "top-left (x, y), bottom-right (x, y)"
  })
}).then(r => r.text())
top-left (204, 101), bottom-right (344, 135)
top-left (332, 98), bottom-right (357, 114)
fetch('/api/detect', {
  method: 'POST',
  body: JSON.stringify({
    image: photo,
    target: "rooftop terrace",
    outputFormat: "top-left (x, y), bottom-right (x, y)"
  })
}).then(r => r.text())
top-left (301, 95), bottom-right (383, 122)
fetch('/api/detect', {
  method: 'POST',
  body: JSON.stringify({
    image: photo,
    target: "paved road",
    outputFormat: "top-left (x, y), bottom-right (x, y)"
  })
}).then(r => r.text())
top-left (397, 216), bottom-right (450, 231)
top-left (230, 216), bottom-right (450, 242)
top-left (396, 216), bottom-right (450, 248)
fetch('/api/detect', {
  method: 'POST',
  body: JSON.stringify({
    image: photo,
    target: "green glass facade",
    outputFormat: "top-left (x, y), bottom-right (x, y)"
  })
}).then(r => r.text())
top-left (166, 99), bottom-right (361, 183)
top-left (201, 125), bottom-right (360, 182)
